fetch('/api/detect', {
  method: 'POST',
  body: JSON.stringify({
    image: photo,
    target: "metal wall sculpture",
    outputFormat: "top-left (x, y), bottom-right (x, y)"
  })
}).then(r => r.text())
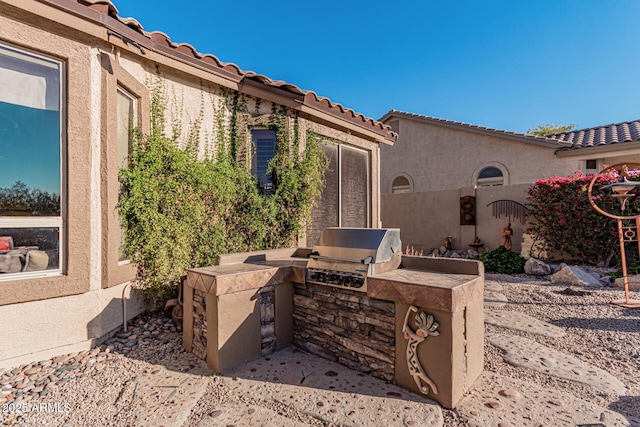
top-left (460, 196), bottom-right (476, 225)
top-left (402, 306), bottom-right (440, 395)
top-left (486, 199), bottom-right (528, 224)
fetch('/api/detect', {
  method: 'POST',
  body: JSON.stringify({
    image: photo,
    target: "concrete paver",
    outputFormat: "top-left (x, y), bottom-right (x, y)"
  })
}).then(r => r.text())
top-left (133, 362), bottom-right (211, 426)
top-left (222, 348), bottom-right (444, 427)
top-left (484, 280), bottom-right (504, 292)
top-left (487, 333), bottom-right (626, 395)
top-left (196, 403), bottom-right (313, 427)
top-left (458, 371), bottom-right (631, 427)
top-left (484, 291), bottom-right (508, 309)
top-left (485, 310), bottom-right (566, 338)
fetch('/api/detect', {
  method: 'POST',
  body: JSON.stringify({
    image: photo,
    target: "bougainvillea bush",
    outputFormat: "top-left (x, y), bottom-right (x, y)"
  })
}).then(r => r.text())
top-left (526, 169), bottom-right (640, 265)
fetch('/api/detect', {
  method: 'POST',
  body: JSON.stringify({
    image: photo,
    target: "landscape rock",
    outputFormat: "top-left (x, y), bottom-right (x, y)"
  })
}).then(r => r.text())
top-left (524, 257), bottom-right (551, 276)
top-left (550, 265), bottom-right (602, 288)
top-left (599, 275), bottom-right (613, 287)
top-left (613, 275), bottom-right (640, 290)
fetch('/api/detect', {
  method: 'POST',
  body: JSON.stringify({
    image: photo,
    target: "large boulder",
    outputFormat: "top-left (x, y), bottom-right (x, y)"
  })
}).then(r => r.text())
top-left (551, 265), bottom-right (602, 288)
top-left (524, 257), bottom-right (551, 276)
top-left (612, 275), bottom-right (640, 290)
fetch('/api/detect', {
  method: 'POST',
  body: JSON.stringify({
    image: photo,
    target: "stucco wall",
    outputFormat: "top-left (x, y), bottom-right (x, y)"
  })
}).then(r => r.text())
top-left (0, 2), bottom-right (148, 366)
top-left (0, 0), bottom-right (385, 365)
top-left (380, 119), bottom-right (581, 194)
top-left (0, 283), bottom-right (145, 368)
top-left (381, 184), bottom-right (531, 254)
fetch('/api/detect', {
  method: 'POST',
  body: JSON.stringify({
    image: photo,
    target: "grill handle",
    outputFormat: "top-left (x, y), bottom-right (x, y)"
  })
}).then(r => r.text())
top-left (307, 252), bottom-right (373, 265)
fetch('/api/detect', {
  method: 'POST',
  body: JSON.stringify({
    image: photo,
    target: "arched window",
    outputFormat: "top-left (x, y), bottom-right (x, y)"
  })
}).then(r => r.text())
top-left (392, 176), bottom-right (412, 193)
top-left (476, 167), bottom-right (504, 186)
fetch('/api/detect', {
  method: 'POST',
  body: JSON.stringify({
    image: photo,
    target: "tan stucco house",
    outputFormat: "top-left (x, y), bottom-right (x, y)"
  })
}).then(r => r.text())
top-left (379, 110), bottom-right (640, 254)
top-left (0, 0), bottom-right (395, 367)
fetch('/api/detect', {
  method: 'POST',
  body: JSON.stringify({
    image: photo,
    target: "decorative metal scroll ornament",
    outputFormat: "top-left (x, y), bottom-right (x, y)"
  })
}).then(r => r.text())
top-left (486, 199), bottom-right (528, 224)
top-left (402, 306), bottom-right (439, 395)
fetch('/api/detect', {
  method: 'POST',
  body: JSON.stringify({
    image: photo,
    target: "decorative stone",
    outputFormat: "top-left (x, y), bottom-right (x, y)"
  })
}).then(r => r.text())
top-left (550, 266), bottom-right (602, 288)
top-left (498, 388), bottom-right (521, 398)
top-left (524, 258), bottom-right (551, 276)
top-left (613, 275), bottom-right (640, 290)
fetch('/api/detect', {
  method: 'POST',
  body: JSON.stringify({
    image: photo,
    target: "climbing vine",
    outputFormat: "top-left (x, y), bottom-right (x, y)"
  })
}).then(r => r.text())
top-left (118, 76), bottom-right (327, 306)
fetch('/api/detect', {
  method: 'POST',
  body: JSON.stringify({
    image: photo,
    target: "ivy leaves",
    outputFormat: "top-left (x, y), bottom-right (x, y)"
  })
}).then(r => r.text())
top-left (118, 79), bottom-right (327, 306)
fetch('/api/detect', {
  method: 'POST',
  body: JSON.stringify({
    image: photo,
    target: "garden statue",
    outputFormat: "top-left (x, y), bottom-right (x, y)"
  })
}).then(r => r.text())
top-left (444, 236), bottom-right (452, 250)
top-left (501, 223), bottom-right (513, 250)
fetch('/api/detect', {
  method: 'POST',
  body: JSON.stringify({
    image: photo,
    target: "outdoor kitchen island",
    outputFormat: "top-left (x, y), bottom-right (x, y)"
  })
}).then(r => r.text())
top-left (182, 230), bottom-right (484, 409)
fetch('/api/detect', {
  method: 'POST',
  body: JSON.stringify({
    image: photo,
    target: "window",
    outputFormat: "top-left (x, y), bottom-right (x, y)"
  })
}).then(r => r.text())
top-left (251, 129), bottom-right (276, 194)
top-left (307, 141), bottom-right (370, 245)
top-left (392, 176), bottom-right (411, 193)
top-left (116, 87), bottom-right (136, 262)
top-left (476, 167), bottom-right (504, 186)
top-left (0, 43), bottom-right (63, 278)
top-left (585, 159), bottom-right (599, 173)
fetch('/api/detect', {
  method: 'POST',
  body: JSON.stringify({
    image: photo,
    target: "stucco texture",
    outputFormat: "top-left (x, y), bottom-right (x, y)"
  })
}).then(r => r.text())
top-left (0, 0), bottom-right (385, 365)
top-left (380, 119), bottom-right (580, 194)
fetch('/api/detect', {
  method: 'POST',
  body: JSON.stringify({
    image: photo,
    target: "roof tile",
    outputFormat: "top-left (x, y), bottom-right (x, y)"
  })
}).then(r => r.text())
top-left (380, 110), bottom-right (570, 148)
top-left (549, 119), bottom-right (640, 148)
top-left (67, 0), bottom-right (396, 142)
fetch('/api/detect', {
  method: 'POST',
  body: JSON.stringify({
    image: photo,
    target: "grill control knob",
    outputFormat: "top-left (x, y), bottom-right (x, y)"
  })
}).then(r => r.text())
top-left (352, 277), bottom-right (364, 288)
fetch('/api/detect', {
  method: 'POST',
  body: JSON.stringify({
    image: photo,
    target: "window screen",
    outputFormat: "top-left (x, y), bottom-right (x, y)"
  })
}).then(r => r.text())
top-left (251, 129), bottom-right (276, 193)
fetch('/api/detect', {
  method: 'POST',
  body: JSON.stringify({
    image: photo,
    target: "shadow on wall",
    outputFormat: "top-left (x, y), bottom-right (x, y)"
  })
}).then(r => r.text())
top-left (86, 287), bottom-right (146, 346)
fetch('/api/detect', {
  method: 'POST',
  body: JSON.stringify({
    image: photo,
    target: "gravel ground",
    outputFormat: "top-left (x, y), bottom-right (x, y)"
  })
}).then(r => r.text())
top-left (1, 273), bottom-right (639, 426)
top-left (481, 273), bottom-right (640, 422)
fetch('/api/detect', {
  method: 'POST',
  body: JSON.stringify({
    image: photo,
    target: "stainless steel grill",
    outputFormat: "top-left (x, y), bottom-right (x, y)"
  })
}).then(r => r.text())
top-left (306, 227), bottom-right (402, 292)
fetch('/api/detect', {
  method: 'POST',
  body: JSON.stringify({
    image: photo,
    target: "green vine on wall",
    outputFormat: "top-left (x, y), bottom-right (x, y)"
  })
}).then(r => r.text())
top-left (118, 76), bottom-right (327, 306)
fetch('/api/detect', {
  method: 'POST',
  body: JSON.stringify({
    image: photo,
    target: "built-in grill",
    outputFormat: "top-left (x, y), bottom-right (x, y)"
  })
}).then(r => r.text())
top-left (306, 227), bottom-right (402, 292)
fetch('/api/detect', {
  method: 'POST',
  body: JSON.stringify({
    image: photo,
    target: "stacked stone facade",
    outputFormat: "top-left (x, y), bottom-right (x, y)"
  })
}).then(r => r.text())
top-left (191, 290), bottom-right (207, 360)
top-left (292, 283), bottom-right (395, 381)
top-left (259, 285), bottom-right (276, 355)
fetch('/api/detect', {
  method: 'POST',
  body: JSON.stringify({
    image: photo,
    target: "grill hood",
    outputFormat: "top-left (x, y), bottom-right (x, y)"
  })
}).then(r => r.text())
top-left (310, 227), bottom-right (402, 264)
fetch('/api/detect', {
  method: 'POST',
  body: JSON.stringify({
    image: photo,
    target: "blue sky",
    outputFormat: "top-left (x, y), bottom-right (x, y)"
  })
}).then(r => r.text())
top-left (116, 0), bottom-right (640, 134)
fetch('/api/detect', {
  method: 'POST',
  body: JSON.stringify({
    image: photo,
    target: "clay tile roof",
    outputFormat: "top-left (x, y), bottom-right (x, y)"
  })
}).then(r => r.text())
top-left (380, 110), bottom-right (571, 148)
top-left (79, 0), bottom-right (117, 16)
top-left (60, 0), bottom-right (396, 143)
top-left (550, 120), bottom-right (640, 149)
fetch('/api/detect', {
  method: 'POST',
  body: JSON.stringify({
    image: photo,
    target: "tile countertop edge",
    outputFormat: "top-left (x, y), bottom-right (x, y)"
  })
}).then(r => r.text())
top-left (187, 264), bottom-right (305, 296)
top-left (367, 271), bottom-right (484, 313)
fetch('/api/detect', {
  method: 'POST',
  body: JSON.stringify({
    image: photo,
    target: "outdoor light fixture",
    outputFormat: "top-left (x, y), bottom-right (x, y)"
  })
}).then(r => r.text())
top-left (588, 163), bottom-right (640, 309)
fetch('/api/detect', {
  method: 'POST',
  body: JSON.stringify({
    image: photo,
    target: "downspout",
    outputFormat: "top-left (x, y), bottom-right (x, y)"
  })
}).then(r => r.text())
top-left (122, 282), bottom-right (132, 332)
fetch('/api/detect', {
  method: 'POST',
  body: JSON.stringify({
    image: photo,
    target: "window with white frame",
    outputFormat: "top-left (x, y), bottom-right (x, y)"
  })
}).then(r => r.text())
top-left (307, 141), bottom-right (370, 245)
top-left (476, 166), bottom-right (504, 186)
top-left (116, 87), bottom-right (136, 262)
top-left (0, 43), bottom-right (63, 278)
top-left (391, 175), bottom-right (411, 193)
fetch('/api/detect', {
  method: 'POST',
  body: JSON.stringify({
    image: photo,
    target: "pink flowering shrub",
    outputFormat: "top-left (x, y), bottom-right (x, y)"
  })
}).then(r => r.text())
top-left (526, 170), bottom-right (640, 265)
